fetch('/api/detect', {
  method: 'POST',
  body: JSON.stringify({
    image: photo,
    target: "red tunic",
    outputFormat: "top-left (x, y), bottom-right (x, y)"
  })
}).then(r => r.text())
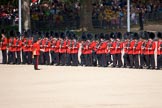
top-left (157, 40), bottom-right (162, 55)
top-left (59, 40), bottom-right (67, 53)
top-left (145, 40), bottom-right (155, 55)
top-left (33, 42), bottom-right (40, 55)
top-left (0, 37), bottom-right (8, 50)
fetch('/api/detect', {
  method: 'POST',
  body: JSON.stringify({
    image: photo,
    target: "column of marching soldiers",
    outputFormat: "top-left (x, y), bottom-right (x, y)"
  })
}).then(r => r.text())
top-left (0, 29), bottom-right (162, 70)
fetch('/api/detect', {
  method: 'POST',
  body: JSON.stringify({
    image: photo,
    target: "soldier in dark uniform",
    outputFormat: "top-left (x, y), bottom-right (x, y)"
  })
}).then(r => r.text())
top-left (157, 32), bottom-right (162, 70)
top-left (0, 29), bottom-right (8, 64)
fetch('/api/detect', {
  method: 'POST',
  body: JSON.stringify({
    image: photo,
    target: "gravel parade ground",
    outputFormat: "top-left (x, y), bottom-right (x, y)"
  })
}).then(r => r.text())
top-left (0, 64), bottom-right (162, 108)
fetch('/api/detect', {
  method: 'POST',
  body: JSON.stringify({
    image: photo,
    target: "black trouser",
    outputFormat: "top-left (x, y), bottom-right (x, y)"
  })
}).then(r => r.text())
top-left (112, 54), bottom-right (122, 67)
top-left (123, 53), bottom-right (130, 67)
top-left (80, 54), bottom-right (86, 66)
top-left (44, 52), bottom-right (50, 65)
top-left (22, 51), bottom-right (28, 64)
top-left (60, 53), bottom-right (66, 65)
top-left (34, 55), bottom-right (39, 69)
top-left (140, 54), bottom-right (146, 68)
top-left (157, 55), bottom-right (162, 69)
top-left (97, 54), bottom-right (106, 67)
top-left (54, 52), bottom-right (60, 65)
top-left (28, 51), bottom-right (33, 64)
top-left (1, 50), bottom-right (7, 64)
top-left (71, 53), bottom-right (78, 66)
top-left (50, 51), bottom-right (55, 65)
top-left (106, 53), bottom-right (112, 65)
top-left (145, 54), bottom-right (155, 68)
top-left (39, 51), bottom-right (44, 65)
top-left (8, 51), bottom-right (16, 64)
top-left (85, 54), bottom-right (92, 66)
top-left (133, 54), bottom-right (139, 68)
top-left (128, 54), bottom-right (133, 68)
top-left (16, 51), bottom-right (21, 64)
top-left (66, 53), bottom-right (72, 66)
top-left (92, 51), bottom-right (97, 66)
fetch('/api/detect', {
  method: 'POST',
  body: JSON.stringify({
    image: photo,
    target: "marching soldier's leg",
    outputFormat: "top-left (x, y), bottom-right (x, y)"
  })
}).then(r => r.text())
top-left (150, 54), bottom-right (155, 69)
top-left (7, 51), bottom-right (11, 64)
top-left (17, 51), bottom-right (21, 64)
top-left (50, 51), bottom-right (55, 65)
top-left (129, 54), bottom-right (133, 68)
top-left (140, 54), bottom-right (145, 68)
top-left (117, 54), bottom-right (122, 67)
top-left (145, 55), bottom-right (150, 69)
top-left (112, 54), bottom-right (117, 67)
top-left (134, 54), bottom-right (139, 69)
top-left (45, 52), bottom-right (50, 65)
top-left (2, 50), bottom-right (7, 64)
top-left (157, 55), bottom-right (162, 69)
top-left (55, 52), bottom-right (60, 65)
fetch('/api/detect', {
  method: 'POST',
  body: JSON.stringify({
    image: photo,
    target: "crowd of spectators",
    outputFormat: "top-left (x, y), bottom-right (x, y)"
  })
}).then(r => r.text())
top-left (0, 4), bottom-right (18, 26)
top-left (92, 0), bottom-right (162, 29)
top-left (0, 0), bottom-right (162, 30)
top-left (30, 0), bottom-right (80, 29)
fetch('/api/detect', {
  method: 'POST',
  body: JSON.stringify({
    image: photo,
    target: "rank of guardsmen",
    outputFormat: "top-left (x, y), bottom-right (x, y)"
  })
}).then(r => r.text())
top-left (0, 29), bottom-right (162, 70)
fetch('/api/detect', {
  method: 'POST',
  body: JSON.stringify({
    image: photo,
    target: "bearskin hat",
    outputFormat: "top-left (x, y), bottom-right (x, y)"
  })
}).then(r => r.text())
top-left (157, 32), bottom-right (162, 39)
top-left (87, 33), bottom-right (93, 40)
top-left (81, 32), bottom-right (87, 41)
top-left (116, 32), bottom-right (122, 39)
top-left (110, 32), bottom-right (116, 39)
top-left (105, 34), bottom-right (110, 40)
top-left (99, 33), bottom-right (105, 39)
top-left (149, 32), bottom-right (155, 39)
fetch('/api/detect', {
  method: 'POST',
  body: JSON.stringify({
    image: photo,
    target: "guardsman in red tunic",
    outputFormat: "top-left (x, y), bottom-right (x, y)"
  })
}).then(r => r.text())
top-left (43, 32), bottom-right (51, 65)
top-left (157, 32), bottom-right (162, 70)
top-left (139, 32), bottom-right (148, 69)
top-left (145, 32), bottom-right (156, 69)
top-left (105, 34), bottom-right (112, 66)
top-left (15, 32), bottom-right (22, 64)
top-left (80, 33), bottom-right (87, 66)
top-left (49, 31), bottom-right (56, 65)
top-left (27, 35), bottom-right (33, 64)
top-left (0, 29), bottom-right (8, 64)
top-left (8, 31), bottom-right (16, 64)
top-left (114, 32), bottom-right (123, 68)
top-left (123, 32), bottom-right (130, 68)
top-left (22, 31), bottom-right (30, 64)
top-left (59, 32), bottom-right (67, 66)
top-left (54, 32), bottom-right (60, 65)
top-left (84, 33), bottom-right (93, 66)
top-left (96, 33), bottom-right (107, 67)
top-left (127, 33), bottom-right (134, 68)
top-left (71, 35), bottom-right (79, 66)
top-left (109, 32), bottom-right (117, 67)
top-left (132, 33), bottom-right (141, 69)
top-left (32, 39), bottom-right (40, 70)
top-left (91, 34), bottom-right (98, 66)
